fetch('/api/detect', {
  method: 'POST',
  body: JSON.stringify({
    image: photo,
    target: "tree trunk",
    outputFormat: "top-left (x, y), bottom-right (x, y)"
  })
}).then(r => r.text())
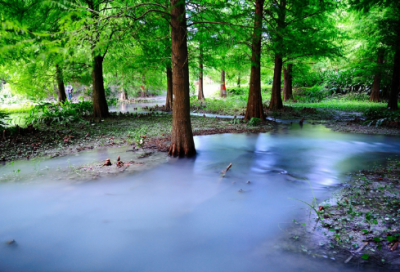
top-left (168, 0), bottom-right (196, 157)
top-left (120, 87), bottom-right (128, 101)
top-left (269, 0), bottom-right (286, 110)
top-left (245, 0), bottom-right (265, 121)
top-left (237, 73), bottom-right (241, 87)
top-left (269, 54), bottom-right (284, 109)
top-left (92, 55), bottom-right (109, 118)
top-left (198, 50), bottom-right (205, 100)
top-left (166, 64), bottom-right (173, 111)
top-left (56, 64), bottom-right (67, 103)
top-left (220, 70), bottom-right (226, 97)
top-left (370, 49), bottom-right (385, 102)
top-left (141, 75), bottom-right (146, 97)
top-left (388, 46), bottom-right (400, 110)
top-left (283, 63), bottom-right (293, 101)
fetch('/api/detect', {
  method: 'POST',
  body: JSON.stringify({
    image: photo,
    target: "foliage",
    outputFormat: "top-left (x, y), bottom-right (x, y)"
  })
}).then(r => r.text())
top-left (227, 87), bottom-right (248, 96)
top-left (248, 117), bottom-right (261, 126)
top-left (293, 86), bottom-right (328, 103)
top-left (285, 99), bottom-right (388, 113)
top-left (127, 126), bottom-right (148, 148)
top-left (0, 110), bottom-right (10, 129)
top-left (363, 108), bottom-right (400, 126)
top-left (24, 101), bottom-right (93, 126)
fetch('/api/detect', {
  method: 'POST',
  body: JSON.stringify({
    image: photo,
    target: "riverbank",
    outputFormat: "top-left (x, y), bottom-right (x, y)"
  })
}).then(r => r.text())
top-left (0, 113), bottom-right (276, 163)
top-left (280, 157), bottom-right (400, 270)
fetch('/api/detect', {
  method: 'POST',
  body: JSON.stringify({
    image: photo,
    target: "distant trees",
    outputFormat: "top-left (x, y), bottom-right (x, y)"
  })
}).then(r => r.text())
top-left (264, 0), bottom-right (339, 109)
top-left (351, 0), bottom-right (400, 109)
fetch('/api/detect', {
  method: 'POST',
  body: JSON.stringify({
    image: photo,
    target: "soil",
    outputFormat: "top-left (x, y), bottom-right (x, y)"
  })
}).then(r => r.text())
top-left (278, 158), bottom-right (400, 270)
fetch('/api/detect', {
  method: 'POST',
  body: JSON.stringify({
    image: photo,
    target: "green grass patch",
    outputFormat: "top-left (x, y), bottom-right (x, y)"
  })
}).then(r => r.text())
top-left (0, 104), bottom-right (35, 114)
top-left (285, 99), bottom-right (388, 113)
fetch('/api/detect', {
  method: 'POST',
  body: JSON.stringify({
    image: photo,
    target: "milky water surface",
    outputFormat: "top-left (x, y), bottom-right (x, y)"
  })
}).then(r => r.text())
top-left (1, 124), bottom-right (399, 272)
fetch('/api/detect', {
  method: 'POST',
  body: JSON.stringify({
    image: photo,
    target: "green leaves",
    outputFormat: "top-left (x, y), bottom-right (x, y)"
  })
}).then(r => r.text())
top-left (361, 254), bottom-right (369, 260)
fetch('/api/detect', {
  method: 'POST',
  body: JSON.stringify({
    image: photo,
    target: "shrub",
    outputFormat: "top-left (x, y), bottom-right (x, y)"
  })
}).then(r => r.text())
top-left (248, 117), bottom-right (261, 126)
top-left (25, 101), bottom-right (93, 126)
top-left (294, 85), bottom-right (328, 102)
top-left (0, 110), bottom-right (10, 129)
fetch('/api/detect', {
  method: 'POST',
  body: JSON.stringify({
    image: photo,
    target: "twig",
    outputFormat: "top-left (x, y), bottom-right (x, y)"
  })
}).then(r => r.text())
top-left (344, 242), bottom-right (368, 264)
top-left (221, 163), bottom-right (232, 176)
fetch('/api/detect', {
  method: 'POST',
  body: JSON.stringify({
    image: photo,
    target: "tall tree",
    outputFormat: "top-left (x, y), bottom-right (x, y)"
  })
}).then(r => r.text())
top-left (283, 63), bottom-right (293, 101)
top-left (168, 0), bottom-right (195, 157)
top-left (265, 0), bottom-right (339, 109)
top-left (245, 0), bottom-right (265, 121)
top-left (370, 49), bottom-right (385, 102)
top-left (350, 0), bottom-right (400, 110)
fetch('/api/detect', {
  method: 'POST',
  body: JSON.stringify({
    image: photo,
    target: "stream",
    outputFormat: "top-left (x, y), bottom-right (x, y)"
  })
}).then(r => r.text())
top-left (1, 124), bottom-right (400, 271)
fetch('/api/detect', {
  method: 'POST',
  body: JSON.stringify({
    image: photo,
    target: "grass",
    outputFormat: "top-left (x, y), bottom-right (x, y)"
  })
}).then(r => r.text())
top-left (285, 99), bottom-right (391, 113)
top-left (0, 104), bottom-right (35, 114)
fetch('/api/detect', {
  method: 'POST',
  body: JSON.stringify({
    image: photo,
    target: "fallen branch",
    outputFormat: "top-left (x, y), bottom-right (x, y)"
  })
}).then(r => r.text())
top-left (344, 242), bottom-right (368, 264)
top-left (221, 163), bottom-right (232, 175)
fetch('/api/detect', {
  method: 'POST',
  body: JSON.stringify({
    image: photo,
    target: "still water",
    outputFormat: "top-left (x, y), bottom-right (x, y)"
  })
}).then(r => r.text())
top-left (1, 124), bottom-right (399, 272)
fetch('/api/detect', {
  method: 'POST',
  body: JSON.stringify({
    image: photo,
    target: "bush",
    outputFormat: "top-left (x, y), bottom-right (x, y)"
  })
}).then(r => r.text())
top-left (294, 85), bottom-right (328, 102)
top-left (0, 110), bottom-right (10, 129)
top-left (227, 87), bottom-right (248, 96)
top-left (25, 101), bottom-right (93, 126)
top-left (248, 117), bottom-right (261, 126)
top-left (364, 108), bottom-right (400, 121)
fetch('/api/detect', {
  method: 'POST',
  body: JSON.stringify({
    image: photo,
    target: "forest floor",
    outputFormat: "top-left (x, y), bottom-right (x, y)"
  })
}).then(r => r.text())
top-left (277, 158), bottom-right (400, 270)
top-left (0, 112), bottom-right (276, 164)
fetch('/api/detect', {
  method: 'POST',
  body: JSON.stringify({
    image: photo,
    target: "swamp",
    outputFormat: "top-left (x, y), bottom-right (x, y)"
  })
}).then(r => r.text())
top-left (1, 0), bottom-right (400, 271)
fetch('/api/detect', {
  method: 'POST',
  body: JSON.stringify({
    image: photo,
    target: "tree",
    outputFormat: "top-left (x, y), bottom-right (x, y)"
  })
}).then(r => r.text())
top-left (350, 0), bottom-right (400, 110)
top-left (245, 0), bottom-right (265, 121)
top-left (198, 46), bottom-right (205, 101)
top-left (283, 63), bottom-right (293, 101)
top-left (370, 48), bottom-right (385, 101)
top-left (168, 0), bottom-right (196, 157)
top-left (264, 0), bottom-right (339, 109)
top-left (166, 64), bottom-right (173, 111)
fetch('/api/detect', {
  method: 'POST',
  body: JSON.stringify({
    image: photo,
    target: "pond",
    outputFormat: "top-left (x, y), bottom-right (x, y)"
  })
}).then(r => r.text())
top-left (1, 124), bottom-right (399, 272)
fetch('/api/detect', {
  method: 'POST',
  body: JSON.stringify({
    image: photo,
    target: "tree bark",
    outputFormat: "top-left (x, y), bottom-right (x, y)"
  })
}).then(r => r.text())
top-left (220, 70), bottom-right (226, 97)
top-left (370, 49), bottom-right (385, 102)
top-left (166, 64), bottom-right (173, 111)
top-left (269, 54), bottom-right (284, 109)
top-left (269, 0), bottom-right (286, 110)
top-left (92, 55), bottom-right (109, 118)
top-left (198, 50), bottom-right (205, 100)
top-left (283, 63), bottom-right (293, 101)
top-left (245, 0), bottom-right (265, 121)
top-left (388, 46), bottom-right (400, 110)
top-left (168, 0), bottom-right (196, 157)
top-left (55, 64), bottom-right (67, 103)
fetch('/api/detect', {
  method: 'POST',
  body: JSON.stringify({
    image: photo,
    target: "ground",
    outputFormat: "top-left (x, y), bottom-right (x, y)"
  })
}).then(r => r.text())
top-left (276, 158), bottom-right (400, 270)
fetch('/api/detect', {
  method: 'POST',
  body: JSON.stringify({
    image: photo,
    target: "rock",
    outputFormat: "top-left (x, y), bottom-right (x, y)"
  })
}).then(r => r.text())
top-left (6, 239), bottom-right (15, 245)
top-left (246, 180), bottom-right (251, 184)
top-left (103, 158), bottom-right (112, 166)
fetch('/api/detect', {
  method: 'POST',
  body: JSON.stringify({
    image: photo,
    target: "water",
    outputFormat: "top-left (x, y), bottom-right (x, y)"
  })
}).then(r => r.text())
top-left (1, 124), bottom-right (399, 272)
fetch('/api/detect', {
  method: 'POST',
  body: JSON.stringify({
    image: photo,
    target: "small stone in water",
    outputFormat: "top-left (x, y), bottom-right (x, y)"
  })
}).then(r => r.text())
top-left (246, 181), bottom-right (251, 184)
top-left (6, 239), bottom-right (15, 245)
top-left (238, 189), bottom-right (243, 193)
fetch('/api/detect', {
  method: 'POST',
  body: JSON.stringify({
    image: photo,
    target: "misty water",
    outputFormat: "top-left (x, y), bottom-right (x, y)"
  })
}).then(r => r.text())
top-left (1, 124), bottom-right (400, 272)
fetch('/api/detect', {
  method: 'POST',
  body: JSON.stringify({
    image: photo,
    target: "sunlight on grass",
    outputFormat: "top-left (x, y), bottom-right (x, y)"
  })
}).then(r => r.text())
top-left (0, 104), bottom-right (34, 114)
top-left (285, 99), bottom-right (389, 113)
